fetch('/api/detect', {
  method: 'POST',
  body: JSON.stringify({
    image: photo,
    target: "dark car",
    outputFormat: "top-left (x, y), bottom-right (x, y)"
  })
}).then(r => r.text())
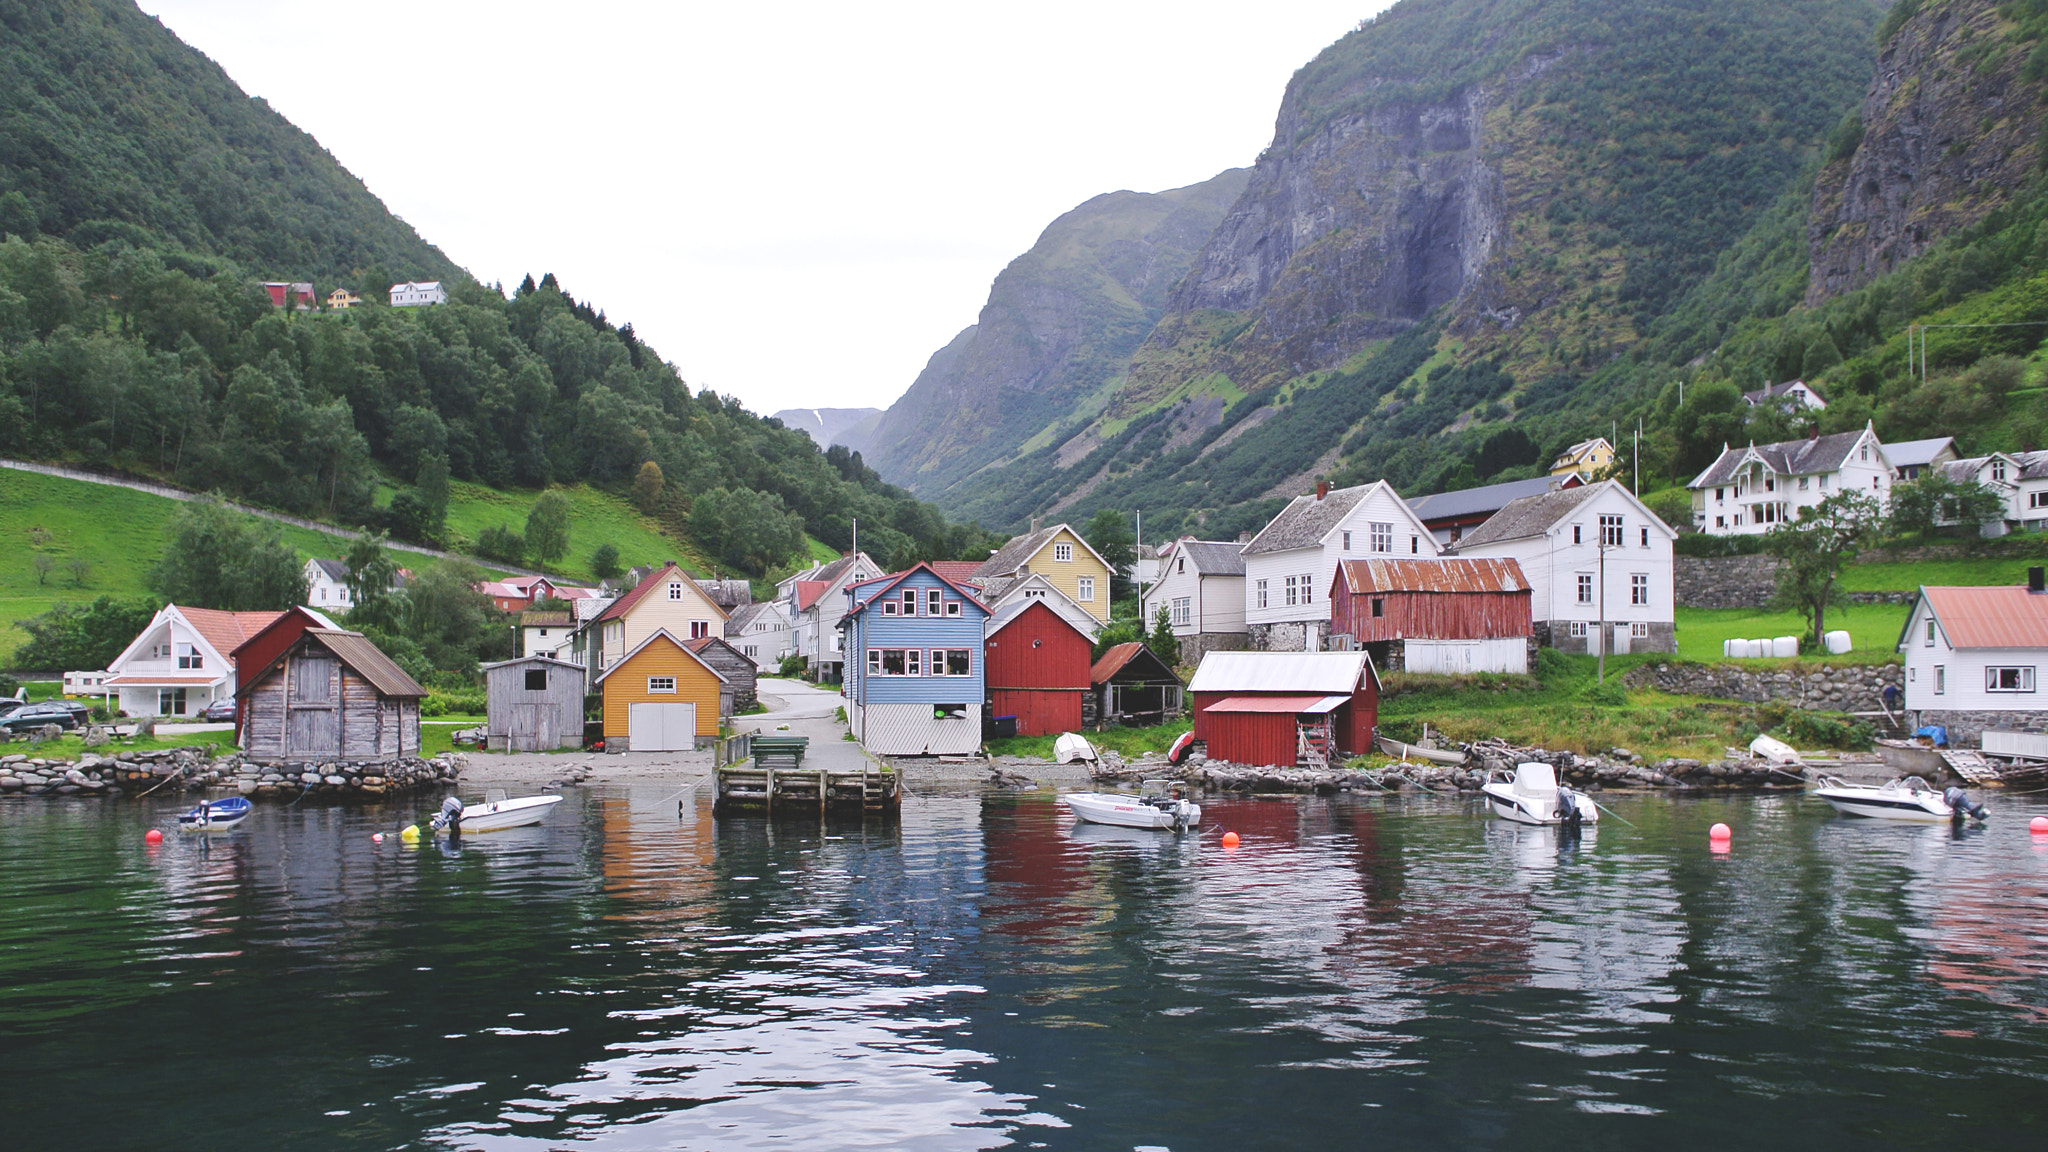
top-left (200, 698), bottom-right (238, 722)
top-left (0, 701), bottom-right (82, 733)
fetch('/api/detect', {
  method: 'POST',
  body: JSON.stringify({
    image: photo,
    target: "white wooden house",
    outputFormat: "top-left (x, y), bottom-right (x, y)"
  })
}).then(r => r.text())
top-left (1687, 424), bottom-right (1894, 535)
top-left (1936, 451), bottom-right (2048, 533)
top-left (1447, 480), bottom-right (1677, 654)
top-left (390, 281), bottom-right (447, 307)
top-left (1241, 481), bottom-right (1439, 651)
top-left (1139, 538), bottom-right (1247, 663)
top-left (103, 605), bottom-right (307, 716)
top-left (1743, 379), bottom-right (1827, 411)
top-left (784, 552), bottom-right (884, 683)
top-left (725, 600), bottom-right (796, 668)
top-left (1898, 578), bottom-right (2048, 744)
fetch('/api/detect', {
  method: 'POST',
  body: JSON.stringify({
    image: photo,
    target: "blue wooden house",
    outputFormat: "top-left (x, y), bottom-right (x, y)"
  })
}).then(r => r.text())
top-left (840, 563), bottom-right (991, 755)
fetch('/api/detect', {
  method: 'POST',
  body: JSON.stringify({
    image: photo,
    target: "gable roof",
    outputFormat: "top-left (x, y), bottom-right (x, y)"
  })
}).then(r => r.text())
top-left (179, 607), bottom-right (290, 659)
top-left (1160, 539), bottom-right (1247, 577)
top-left (593, 562), bottom-right (729, 624)
top-left (1243, 481), bottom-right (1430, 556)
top-left (793, 580), bottom-right (833, 613)
top-left (1405, 475), bottom-right (1569, 526)
top-left (1335, 557), bottom-right (1529, 595)
top-left (480, 653), bottom-right (586, 672)
top-left (974, 523), bottom-right (1111, 579)
top-left (1188, 650), bottom-right (1380, 694)
top-left (726, 601), bottom-right (785, 632)
top-left (1688, 427), bottom-right (1879, 489)
top-left (519, 610), bottom-right (572, 627)
top-left (841, 562), bottom-right (990, 622)
top-left (308, 558), bottom-right (350, 583)
top-left (1090, 641), bottom-right (1183, 686)
top-left (1906, 585), bottom-right (2048, 650)
top-left (1938, 452), bottom-right (2029, 485)
top-left (1743, 379), bottom-right (1825, 406)
top-left (986, 578), bottom-right (1098, 636)
top-left (682, 635), bottom-right (749, 662)
top-left (927, 560), bottom-right (984, 584)
top-left (1885, 436), bottom-right (1957, 470)
top-left (695, 578), bottom-right (753, 609)
top-left (303, 629), bottom-right (429, 697)
top-left (1450, 480), bottom-right (1673, 552)
top-left (592, 627), bottom-right (731, 685)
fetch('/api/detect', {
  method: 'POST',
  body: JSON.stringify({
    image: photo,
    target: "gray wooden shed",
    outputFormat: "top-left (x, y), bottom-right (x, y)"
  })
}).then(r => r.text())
top-left (240, 628), bottom-right (427, 762)
top-left (482, 655), bottom-right (587, 752)
top-left (684, 636), bottom-right (757, 711)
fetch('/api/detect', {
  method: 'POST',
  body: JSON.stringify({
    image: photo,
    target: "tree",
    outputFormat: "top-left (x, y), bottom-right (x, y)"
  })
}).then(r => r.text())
top-left (692, 487), bottom-right (806, 574)
top-left (414, 451), bottom-right (450, 532)
top-left (474, 524), bottom-right (525, 565)
top-left (1765, 491), bottom-right (1883, 650)
top-left (338, 530), bottom-right (405, 635)
top-left (1147, 604), bottom-right (1180, 667)
top-left (1472, 427), bottom-right (1539, 479)
top-left (149, 499), bottom-right (307, 610)
top-left (401, 559), bottom-right (510, 671)
top-left (631, 460), bottom-right (665, 514)
top-left (386, 489), bottom-right (435, 544)
top-left (32, 553), bottom-right (51, 586)
top-left (591, 542), bottom-right (623, 580)
top-left (1887, 474), bottom-right (2006, 540)
top-left (525, 490), bottom-right (572, 565)
top-left (65, 556), bottom-right (90, 587)
top-left (1082, 508), bottom-right (1137, 600)
top-left (11, 596), bottom-right (160, 671)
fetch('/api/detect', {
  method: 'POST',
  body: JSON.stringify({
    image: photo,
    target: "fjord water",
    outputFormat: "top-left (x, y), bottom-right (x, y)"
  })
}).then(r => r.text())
top-left (3, 790), bottom-right (2045, 1150)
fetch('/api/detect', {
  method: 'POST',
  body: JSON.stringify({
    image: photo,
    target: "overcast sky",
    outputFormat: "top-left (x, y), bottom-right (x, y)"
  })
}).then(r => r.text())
top-left (142, 1), bottom-right (1386, 415)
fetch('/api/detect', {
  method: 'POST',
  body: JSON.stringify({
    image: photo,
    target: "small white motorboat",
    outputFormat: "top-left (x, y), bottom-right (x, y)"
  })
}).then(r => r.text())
top-left (176, 796), bottom-right (252, 832)
top-left (1810, 774), bottom-right (1961, 822)
top-left (1054, 733), bottom-right (1097, 764)
top-left (438, 794), bottom-right (563, 834)
top-left (1480, 762), bottom-right (1598, 826)
top-left (1064, 781), bottom-right (1200, 830)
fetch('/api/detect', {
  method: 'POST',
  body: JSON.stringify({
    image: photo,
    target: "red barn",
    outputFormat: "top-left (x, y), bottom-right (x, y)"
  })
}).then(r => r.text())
top-left (1189, 651), bottom-right (1380, 769)
top-left (983, 599), bottom-right (1093, 737)
top-left (1328, 558), bottom-right (1532, 674)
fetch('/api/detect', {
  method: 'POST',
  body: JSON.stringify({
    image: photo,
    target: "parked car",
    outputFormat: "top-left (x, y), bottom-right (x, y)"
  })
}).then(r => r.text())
top-left (200, 698), bottom-right (237, 722)
top-left (0, 701), bottom-right (83, 733)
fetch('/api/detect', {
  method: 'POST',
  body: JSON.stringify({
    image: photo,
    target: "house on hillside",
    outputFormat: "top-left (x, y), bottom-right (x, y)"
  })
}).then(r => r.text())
top-left (1088, 642), bottom-right (1184, 729)
top-left (1550, 438), bottom-right (1615, 479)
top-left (1686, 424), bottom-right (1894, 535)
top-left (1448, 479), bottom-right (1676, 654)
top-left (390, 281), bottom-right (447, 307)
top-left (1898, 576), bottom-right (2048, 743)
top-left (518, 610), bottom-right (574, 658)
top-left (234, 620), bottom-right (426, 762)
top-left (1328, 558), bottom-right (1533, 673)
top-left (973, 523), bottom-right (1115, 625)
top-left (783, 552), bottom-right (884, 683)
top-left (1242, 480), bottom-right (1440, 652)
top-left (103, 605), bottom-right (294, 717)
top-left (726, 600), bottom-right (795, 667)
top-left (683, 635), bottom-right (759, 711)
top-left (571, 561), bottom-right (729, 678)
top-left (1406, 474), bottom-right (1580, 547)
top-left (983, 598), bottom-right (1094, 737)
top-left (1744, 379), bottom-right (1827, 411)
top-left (840, 563), bottom-right (991, 755)
top-left (1138, 538), bottom-right (1247, 662)
top-left (1188, 651), bottom-right (1380, 770)
top-left (477, 575), bottom-right (601, 614)
top-left (1938, 451), bottom-right (2048, 533)
top-left (262, 282), bottom-right (316, 310)
top-left (481, 655), bottom-right (585, 752)
top-left (593, 629), bottom-right (729, 751)
top-left (303, 557), bottom-right (408, 612)
top-left (977, 571), bottom-right (1100, 639)
top-left (325, 288), bottom-right (360, 310)
top-left (1887, 436), bottom-right (1960, 481)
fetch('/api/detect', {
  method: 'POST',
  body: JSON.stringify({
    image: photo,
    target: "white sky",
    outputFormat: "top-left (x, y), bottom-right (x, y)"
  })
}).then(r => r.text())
top-left (141, 1), bottom-right (1386, 414)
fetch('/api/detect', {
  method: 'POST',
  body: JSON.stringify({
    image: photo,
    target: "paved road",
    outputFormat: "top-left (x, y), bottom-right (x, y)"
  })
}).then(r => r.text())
top-left (736, 678), bottom-right (877, 775)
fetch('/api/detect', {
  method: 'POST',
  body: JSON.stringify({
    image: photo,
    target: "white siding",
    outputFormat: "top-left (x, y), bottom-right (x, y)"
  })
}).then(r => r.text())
top-left (1141, 552), bottom-right (1245, 639)
top-left (1900, 598), bottom-right (2047, 713)
top-left (1244, 486), bottom-right (1441, 627)
top-left (1404, 638), bottom-right (1528, 674)
top-left (1454, 485), bottom-right (1675, 628)
top-left (1696, 429), bottom-right (1895, 536)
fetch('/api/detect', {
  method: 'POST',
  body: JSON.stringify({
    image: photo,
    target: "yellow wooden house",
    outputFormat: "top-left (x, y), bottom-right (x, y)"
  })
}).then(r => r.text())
top-left (972, 523), bottom-right (1115, 624)
top-left (580, 561), bottom-right (730, 675)
top-left (1550, 437), bottom-right (1616, 480)
top-left (594, 629), bottom-right (730, 751)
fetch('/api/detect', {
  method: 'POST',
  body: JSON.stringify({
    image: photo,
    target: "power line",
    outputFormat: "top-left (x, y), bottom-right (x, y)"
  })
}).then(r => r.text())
top-left (1906, 321), bottom-right (2048, 381)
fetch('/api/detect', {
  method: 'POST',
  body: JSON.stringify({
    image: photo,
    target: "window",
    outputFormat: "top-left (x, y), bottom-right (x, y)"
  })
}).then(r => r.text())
top-left (1300, 574), bottom-right (1312, 604)
top-left (1987, 666), bottom-right (2036, 693)
top-left (1992, 459), bottom-right (2008, 482)
top-left (1819, 474), bottom-right (1829, 489)
top-left (1256, 579), bottom-right (1268, 609)
top-left (2032, 492), bottom-right (2048, 509)
top-left (1934, 665), bottom-right (1946, 695)
top-left (1577, 574), bottom-right (1593, 603)
top-left (1284, 575), bottom-right (1300, 606)
top-left (1370, 522), bottom-right (1393, 552)
top-left (318, 587), bottom-right (326, 602)
top-left (901, 589), bottom-right (918, 615)
top-left (1342, 531), bottom-right (1352, 551)
top-left (1569, 621), bottom-right (1588, 638)
top-left (1172, 597), bottom-right (1191, 626)
top-left (668, 583), bottom-right (684, 600)
top-left (691, 621), bottom-right (711, 640)
top-left (1371, 596), bottom-right (1384, 619)
top-left (1859, 444), bottom-right (1869, 462)
top-left (1631, 622), bottom-right (1649, 639)
top-left (1640, 526), bottom-right (1650, 547)
top-left (946, 600), bottom-right (962, 617)
top-left (1177, 556), bottom-right (1185, 573)
top-left (524, 668), bottom-right (548, 691)
top-left (1715, 516), bottom-right (1726, 528)
top-left (876, 649), bottom-right (907, 675)
top-left (1926, 618), bottom-right (1937, 647)
top-left (1631, 574), bottom-right (1648, 606)
top-left (1573, 525), bottom-right (1583, 544)
top-left (1798, 476), bottom-right (1809, 490)
top-left (931, 649), bottom-right (972, 676)
top-left (1872, 476), bottom-right (1881, 490)
top-left (1600, 515), bottom-right (1623, 547)
top-left (928, 589), bottom-right (942, 616)
top-left (538, 628), bottom-right (549, 637)
top-left (868, 649), bottom-right (882, 675)
top-left (647, 676), bottom-right (676, 694)
top-left (905, 649), bottom-right (922, 676)
top-left (882, 598), bottom-right (899, 616)
top-left (176, 643), bottom-right (203, 670)
top-left (1411, 535), bottom-right (1419, 554)
top-left (1054, 542), bottom-right (1073, 562)
top-left (1078, 576), bottom-right (1095, 602)
top-left (158, 688), bottom-right (187, 715)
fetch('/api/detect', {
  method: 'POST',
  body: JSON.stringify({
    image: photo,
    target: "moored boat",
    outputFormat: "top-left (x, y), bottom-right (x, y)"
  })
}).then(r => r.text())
top-left (175, 796), bottom-right (252, 832)
top-left (439, 794), bottom-right (563, 834)
top-left (1374, 735), bottom-right (1467, 765)
top-left (1480, 762), bottom-right (1598, 826)
top-left (1810, 774), bottom-right (1957, 822)
top-left (1064, 782), bottom-right (1200, 830)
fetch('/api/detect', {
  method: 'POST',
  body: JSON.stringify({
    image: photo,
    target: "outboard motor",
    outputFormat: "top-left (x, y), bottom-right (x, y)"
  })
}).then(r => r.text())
top-left (430, 795), bottom-right (465, 838)
top-left (1556, 785), bottom-right (1586, 828)
top-left (1943, 786), bottom-right (1988, 822)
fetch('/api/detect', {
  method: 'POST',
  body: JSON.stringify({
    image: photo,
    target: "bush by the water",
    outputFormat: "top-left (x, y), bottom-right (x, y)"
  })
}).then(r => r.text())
top-left (420, 691), bottom-right (486, 717)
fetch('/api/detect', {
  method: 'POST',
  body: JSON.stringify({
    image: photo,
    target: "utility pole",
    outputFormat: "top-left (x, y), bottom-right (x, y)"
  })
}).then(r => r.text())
top-left (1597, 540), bottom-right (1609, 684)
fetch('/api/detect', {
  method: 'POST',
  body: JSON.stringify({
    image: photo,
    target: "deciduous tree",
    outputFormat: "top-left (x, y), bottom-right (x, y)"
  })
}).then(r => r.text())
top-left (1766, 491), bottom-right (1883, 650)
top-left (149, 499), bottom-right (307, 610)
top-left (525, 490), bottom-right (572, 565)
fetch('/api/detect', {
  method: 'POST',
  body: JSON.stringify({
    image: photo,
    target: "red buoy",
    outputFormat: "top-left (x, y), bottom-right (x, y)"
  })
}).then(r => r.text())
top-left (1221, 831), bottom-right (1240, 848)
top-left (144, 829), bottom-right (163, 845)
top-left (2030, 816), bottom-right (2048, 835)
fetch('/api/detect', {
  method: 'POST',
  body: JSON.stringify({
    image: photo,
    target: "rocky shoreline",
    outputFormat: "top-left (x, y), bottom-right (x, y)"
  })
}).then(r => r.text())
top-left (0, 746), bottom-right (468, 798)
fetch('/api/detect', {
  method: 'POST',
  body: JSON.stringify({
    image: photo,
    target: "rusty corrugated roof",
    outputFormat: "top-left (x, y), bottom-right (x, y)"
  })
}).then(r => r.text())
top-left (1336, 557), bottom-right (1529, 595)
top-left (1920, 586), bottom-right (2048, 649)
top-left (306, 629), bottom-right (428, 697)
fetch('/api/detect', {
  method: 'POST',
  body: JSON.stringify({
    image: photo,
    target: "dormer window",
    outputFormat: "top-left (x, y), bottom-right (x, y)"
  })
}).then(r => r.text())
top-left (1993, 460), bottom-right (2008, 483)
top-left (901, 589), bottom-right (918, 615)
top-left (1054, 543), bottom-right (1073, 562)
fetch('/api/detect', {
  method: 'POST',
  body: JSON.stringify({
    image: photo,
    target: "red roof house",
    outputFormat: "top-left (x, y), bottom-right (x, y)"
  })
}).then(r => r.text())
top-left (1187, 651), bottom-right (1380, 769)
top-left (983, 599), bottom-right (1094, 737)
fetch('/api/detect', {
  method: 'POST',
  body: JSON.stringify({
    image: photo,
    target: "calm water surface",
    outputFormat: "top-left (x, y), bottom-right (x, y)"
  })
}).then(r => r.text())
top-left (3, 786), bottom-right (2047, 1150)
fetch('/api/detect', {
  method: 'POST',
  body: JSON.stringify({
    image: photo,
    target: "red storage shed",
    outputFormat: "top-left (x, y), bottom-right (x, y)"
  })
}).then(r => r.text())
top-left (1188, 651), bottom-right (1381, 769)
top-left (1328, 558), bottom-right (1532, 673)
top-left (983, 599), bottom-right (1094, 737)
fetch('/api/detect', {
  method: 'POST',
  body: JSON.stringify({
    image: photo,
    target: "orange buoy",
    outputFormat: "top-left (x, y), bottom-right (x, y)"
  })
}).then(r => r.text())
top-left (1221, 831), bottom-right (1240, 848)
top-left (144, 828), bottom-right (163, 844)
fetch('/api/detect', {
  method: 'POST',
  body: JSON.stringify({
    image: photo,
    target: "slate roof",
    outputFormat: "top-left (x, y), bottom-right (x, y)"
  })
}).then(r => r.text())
top-left (973, 525), bottom-right (1111, 579)
top-left (1243, 484), bottom-right (1378, 556)
top-left (1884, 437), bottom-right (1956, 470)
top-left (305, 629), bottom-right (428, 697)
top-left (1941, 450), bottom-right (2048, 484)
top-left (726, 602), bottom-right (780, 633)
top-left (1743, 379), bottom-right (1825, 406)
top-left (1911, 586), bottom-right (2048, 649)
top-left (695, 578), bottom-right (753, 609)
top-left (1335, 557), bottom-right (1530, 595)
top-left (1405, 475), bottom-right (1563, 525)
top-left (1688, 428), bottom-right (1873, 489)
top-left (1447, 483), bottom-right (1604, 551)
top-left (1163, 539), bottom-right (1247, 576)
top-left (309, 558), bottom-right (350, 583)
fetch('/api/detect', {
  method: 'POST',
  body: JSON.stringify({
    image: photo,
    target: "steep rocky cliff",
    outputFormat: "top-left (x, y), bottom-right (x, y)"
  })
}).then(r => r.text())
top-left (860, 169), bottom-right (1249, 493)
top-left (1807, 0), bottom-right (2048, 304)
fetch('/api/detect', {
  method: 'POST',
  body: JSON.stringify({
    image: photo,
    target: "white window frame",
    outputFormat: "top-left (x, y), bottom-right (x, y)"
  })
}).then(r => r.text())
top-left (1986, 666), bottom-right (2036, 693)
top-left (668, 583), bottom-right (684, 600)
top-left (1569, 621), bottom-right (1588, 638)
top-left (927, 589), bottom-right (942, 616)
top-left (1284, 575), bottom-right (1300, 607)
top-left (1925, 618), bottom-right (1936, 647)
top-left (1341, 531), bottom-right (1352, 551)
top-left (1172, 597), bottom-right (1191, 626)
top-left (1256, 579), bottom-right (1268, 609)
top-left (1599, 515), bottom-right (1624, 547)
top-left (1077, 576), bottom-right (1095, 602)
top-left (1054, 542), bottom-right (1073, 562)
top-left (1934, 665), bottom-right (1945, 695)
top-left (945, 600), bottom-right (962, 617)
top-left (1370, 522), bottom-right (1393, 553)
top-left (1631, 622), bottom-right (1649, 639)
top-left (1630, 573), bottom-right (1648, 606)
top-left (1577, 574), bottom-right (1593, 604)
top-left (647, 676), bottom-right (677, 694)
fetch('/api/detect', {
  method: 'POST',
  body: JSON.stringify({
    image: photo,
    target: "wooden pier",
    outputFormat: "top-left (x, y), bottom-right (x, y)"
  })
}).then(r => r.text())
top-left (710, 733), bottom-right (900, 817)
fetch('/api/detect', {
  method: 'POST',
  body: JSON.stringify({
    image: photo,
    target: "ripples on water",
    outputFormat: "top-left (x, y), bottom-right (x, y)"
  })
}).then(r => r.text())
top-left (1, 787), bottom-right (2045, 1150)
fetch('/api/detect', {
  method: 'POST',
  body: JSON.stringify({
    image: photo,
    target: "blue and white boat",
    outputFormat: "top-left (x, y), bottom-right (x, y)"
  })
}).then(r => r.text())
top-left (176, 796), bottom-right (252, 832)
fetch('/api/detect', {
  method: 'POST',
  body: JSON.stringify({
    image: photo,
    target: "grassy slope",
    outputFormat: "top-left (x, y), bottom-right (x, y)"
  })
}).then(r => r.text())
top-left (439, 481), bottom-right (713, 582)
top-left (1674, 605), bottom-right (1907, 662)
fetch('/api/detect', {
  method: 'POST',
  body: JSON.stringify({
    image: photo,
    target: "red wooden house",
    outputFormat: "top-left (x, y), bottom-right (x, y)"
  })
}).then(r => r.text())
top-left (1328, 558), bottom-right (1532, 674)
top-left (983, 599), bottom-right (1093, 737)
top-left (1188, 651), bottom-right (1380, 769)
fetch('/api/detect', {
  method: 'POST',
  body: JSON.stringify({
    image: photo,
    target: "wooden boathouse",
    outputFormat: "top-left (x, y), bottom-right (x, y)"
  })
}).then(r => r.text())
top-left (983, 599), bottom-right (1094, 737)
top-left (1188, 651), bottom-right (1380, 770)
top-left (1327, 557), bottom-right (1533, 673)
top-left (235, 622), bottom-right (427, 761)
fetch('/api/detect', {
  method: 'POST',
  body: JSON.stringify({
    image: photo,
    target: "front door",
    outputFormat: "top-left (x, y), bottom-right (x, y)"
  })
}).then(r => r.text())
top-left (287, 655), bottom-right (340, 756)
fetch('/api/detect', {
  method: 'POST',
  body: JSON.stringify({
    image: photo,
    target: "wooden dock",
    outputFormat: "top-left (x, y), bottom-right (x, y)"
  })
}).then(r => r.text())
top-left (710, 733), bottom-right (899, 817)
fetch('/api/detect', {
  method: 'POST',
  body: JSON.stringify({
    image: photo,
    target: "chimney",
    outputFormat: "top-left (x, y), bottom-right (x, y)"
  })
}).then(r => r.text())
top-left (1315, 480), bottom-right (1330, 501)
top-left (1030, 516), bottom-right (1042, 532)
top-left (2030, 567), bottom-right (2044, 594)
top-left (1237, 530), bottom-right (1253, 544)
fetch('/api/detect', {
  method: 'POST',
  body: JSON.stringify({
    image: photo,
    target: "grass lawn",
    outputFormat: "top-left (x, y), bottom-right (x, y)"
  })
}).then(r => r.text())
top-left (986, 717), bottom-right (1191, 760)
top-left (5, 728), bottom-right (238, 763)
top-left (440, 481), bottom-right (710, 583)
top-left (1839, 554), bottom-right (2048, 591)
top-left (1674, 605), bottom-right (1908, 663)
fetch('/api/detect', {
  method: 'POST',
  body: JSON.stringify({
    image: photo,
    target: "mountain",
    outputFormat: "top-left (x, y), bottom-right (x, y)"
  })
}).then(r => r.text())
top-left (769, 407), bottom-right (884, 453)
top-left (0, 0), bottom-right (458, 282)
top-left (860, 168), bottom-right (1251, 494)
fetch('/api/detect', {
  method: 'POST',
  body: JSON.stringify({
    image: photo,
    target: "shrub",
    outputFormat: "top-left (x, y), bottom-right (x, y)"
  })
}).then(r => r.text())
top-left (420, 690), bottom-right (485, 717)
top-left (777, 654), bottom-right (806, 678)
top-left (474, 525), bottom-right (526, 564)
top-left (1780, 709), bottom-right (1875, 750)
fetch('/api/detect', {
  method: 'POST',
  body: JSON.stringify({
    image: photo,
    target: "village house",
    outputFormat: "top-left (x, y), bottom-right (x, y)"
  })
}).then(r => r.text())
top-left (1138, 538), bottom-right (1247, 662)
top-left (782, 552), bottom-right (884, 683)
top-left (518, 610), bottom-right (574, 658)
top-left (1447, 479), bottom-right (1677, 655)
top-left (1405, 473), bottom-right (1580, 547)
top-left (303, 557), bottom-right (408, 612)
top-left (477, 575), bottom-right (602, 614)
top-left (683, 635), bottom-right (759, 712)
top-left (983, 596), bottom-right (1094, 738)
top-left (1242, 480), bottom-right (1440, 652)
top-left (481, 655), bottom-right (585, 752)
top-left (973, 523), bottom-right (1115, 625)
top-left (1550, 437), bottom-right (1615, 479)
top-left (325, 287), bottom-right (360, 310)
top-left (1886, 436), bottom-right (1960, 482)
top-left (103, 605), bottom-right (295, 717)
top-left (233, 614), bottom-right (426, 761)
top-left (696, 578), bottom-right (753, 613)
top-left (572, 561), bottom-right (729, 678)
top-left (976, 570), bottom-right (1100, 639)
top-left (1088, 642), bottom-right (1185, 729)
top-left (1188, 651), bottom-right (1380, 770)
top-left (840, 563), bottom-right (991, 755)
top-left (390, 281), bottom-right (447, 307)
top-left (1743, 379), bottom-right (1827, 411)
top-left (1327, 557), bottom-right (1533, 673)
top-left (262, 282), bottom-right (315, 310)
top-left (593, 629), bottom-right (730, 752)
top-left (1898, 576), bottom-right (2048, 744)
top-left (1687, 424), bottom-right (1894, 535)
top-left (725, 600), bottom-right (795, 667)
top-left (1937, 451), bottom-right (2048, 534)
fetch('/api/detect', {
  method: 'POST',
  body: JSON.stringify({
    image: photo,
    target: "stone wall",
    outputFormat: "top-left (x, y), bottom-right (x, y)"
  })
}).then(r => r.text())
top-left (0, 745), bottom-right (464, 798)
top-left (1624, 660), bottom-right (1901, 712)
top-left (1249, 620), bottom-right (1327, 652)
top-left (1910, 708), bottom-right (2048, 747)
top-left (1675, 555), bottom-right (1783, 608)
top-left (1176, 630), bottom-right (1249, 666)
top-left (1533, 620), bottom-right (1677, 655)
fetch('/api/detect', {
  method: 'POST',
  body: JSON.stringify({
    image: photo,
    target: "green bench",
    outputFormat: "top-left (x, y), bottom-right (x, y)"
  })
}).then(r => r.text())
top-left (751, 735), bottom-right (809, 769)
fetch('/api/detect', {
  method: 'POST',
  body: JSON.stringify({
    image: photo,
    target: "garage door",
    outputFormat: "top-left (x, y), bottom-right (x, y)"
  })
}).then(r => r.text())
top-left (627, 702), bottom-right (696, 751)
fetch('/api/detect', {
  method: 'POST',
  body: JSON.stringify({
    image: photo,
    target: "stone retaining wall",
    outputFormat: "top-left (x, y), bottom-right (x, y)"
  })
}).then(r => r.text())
top-left (1624, 660), bottom-right (1901, 711)
top-left (1910, 708), bottom-right (2048, 747)
top-left (0, 746), bottom-right (463, 798)
top-left (1675, 555), bottom-right (1783, 609)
